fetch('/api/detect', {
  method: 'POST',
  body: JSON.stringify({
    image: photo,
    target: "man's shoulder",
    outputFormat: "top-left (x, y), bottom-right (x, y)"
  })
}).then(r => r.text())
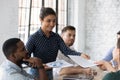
top-left (0, 62), bottom-right (19, 74)
top-left (57, 50), bottom-right (76, 64)
top-left (57, 50), bottom-right (68, 59)
top-left (0, 66), bottom-right (34, 80)
top-left (103, 72), bottom-right (119, 80)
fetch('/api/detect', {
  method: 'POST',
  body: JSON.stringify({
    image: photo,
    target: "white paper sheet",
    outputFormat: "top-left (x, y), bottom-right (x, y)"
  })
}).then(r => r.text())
top-left (68, 55), bottom-right (97, 68)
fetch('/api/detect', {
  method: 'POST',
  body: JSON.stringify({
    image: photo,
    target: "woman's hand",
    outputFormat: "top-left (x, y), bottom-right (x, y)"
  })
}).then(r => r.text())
top-left (80, 53), bottom-right (90, 60)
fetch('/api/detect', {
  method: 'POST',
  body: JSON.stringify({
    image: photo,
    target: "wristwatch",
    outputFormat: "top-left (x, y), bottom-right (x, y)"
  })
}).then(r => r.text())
top-left (111, 60), bottom-right (118, 67)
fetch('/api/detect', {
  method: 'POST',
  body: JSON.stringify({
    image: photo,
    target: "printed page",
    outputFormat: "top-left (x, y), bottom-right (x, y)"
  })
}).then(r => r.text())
top-left (46, 60), bottom-right (73, 68)
top-left (68, 55), bottom-right (97, 68)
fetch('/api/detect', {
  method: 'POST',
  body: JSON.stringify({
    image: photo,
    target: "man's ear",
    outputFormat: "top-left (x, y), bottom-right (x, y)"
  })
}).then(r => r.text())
top-left (61, 33), bottom-right (64, 38)
top-left (11, 53), bottom-right (16, 59)
top-left (8, 53), bottom-right (16, 60)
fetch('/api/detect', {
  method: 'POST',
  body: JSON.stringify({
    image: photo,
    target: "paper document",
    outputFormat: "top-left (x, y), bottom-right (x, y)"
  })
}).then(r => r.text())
top-left (68, 55), bottom-right (97, 68)
top-left (46, 60), bottom-right (73, 68)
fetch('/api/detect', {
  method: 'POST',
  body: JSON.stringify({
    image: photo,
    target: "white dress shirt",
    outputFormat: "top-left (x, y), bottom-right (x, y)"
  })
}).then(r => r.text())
top-left (53, 47), bottom-right (78, 79)
top-left (56, 46), bottom-right (76, 65)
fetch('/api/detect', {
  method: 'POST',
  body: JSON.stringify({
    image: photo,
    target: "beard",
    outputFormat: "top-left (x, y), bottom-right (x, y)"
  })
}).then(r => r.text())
top-left (15, 56), bottom-right (30, 68)
top-left (15, 59), bottom-right (26, 68)
top-left (68, 42), bottom-right (74, 46)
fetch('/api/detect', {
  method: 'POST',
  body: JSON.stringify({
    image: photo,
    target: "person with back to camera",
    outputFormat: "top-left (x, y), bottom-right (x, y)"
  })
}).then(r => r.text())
top-left (99, 31), bottom-right (120, 70)
top-left (0, 38), bottom-right (48, 80)
top-left (26, 7), bottom-right (90, 80)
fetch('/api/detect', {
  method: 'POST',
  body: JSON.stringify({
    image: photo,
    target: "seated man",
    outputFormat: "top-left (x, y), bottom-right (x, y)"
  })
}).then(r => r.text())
top-left (0, 38), bottom-right (48, 80)
top-left (103, 31), bottom-right (120, 63)
top-left (98, 31), bottom-right (120, 70)
top-left (53, 26), bottom-right (93, 77)
top-left (96, 38), bottom-right (120, 80)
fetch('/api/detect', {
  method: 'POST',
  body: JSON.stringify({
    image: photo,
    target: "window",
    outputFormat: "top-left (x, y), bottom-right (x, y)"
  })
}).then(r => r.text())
top-left (19, 0), bottom-right (68, 43)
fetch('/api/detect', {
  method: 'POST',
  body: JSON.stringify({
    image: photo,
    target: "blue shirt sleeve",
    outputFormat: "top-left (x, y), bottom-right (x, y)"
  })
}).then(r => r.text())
top-left (103, 47), bottom-right (114, 61)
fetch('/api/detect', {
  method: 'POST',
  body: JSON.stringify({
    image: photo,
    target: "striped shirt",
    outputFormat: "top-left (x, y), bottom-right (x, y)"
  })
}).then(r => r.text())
top-left (26, 28), bottom-right (81, 63)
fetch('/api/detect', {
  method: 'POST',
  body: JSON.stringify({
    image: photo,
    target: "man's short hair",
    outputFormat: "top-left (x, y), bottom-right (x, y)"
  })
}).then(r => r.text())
top-left (117, 31), bottom-right (120, 35)
top-left (61, 25), bottom-right (75, 33)
top-left (117, 38), bottom-right (120, 49)
top-left (2, 38), bottom-right (21, 58)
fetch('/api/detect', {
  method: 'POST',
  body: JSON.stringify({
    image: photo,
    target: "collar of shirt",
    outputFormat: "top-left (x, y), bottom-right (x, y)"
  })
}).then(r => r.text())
top-left (38, 28), bottom-right (55, 37)
top-left (1, 59), bottom-right (22, 72)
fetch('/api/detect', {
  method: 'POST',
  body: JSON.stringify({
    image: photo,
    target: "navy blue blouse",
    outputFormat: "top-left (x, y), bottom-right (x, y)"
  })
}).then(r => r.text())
top-left (26, 28), bottom-right (81, 63)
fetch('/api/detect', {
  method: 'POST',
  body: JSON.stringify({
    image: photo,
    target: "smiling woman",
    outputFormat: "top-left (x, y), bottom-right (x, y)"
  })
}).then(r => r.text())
top-left (25, 7), bottom-right (90, 80)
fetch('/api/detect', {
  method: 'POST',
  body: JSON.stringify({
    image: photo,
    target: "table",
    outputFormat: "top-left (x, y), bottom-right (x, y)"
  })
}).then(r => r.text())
top-left (53, 66), bottom-right (108, 80)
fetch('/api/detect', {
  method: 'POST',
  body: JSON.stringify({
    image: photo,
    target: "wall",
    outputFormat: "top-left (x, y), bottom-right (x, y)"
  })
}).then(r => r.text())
top-left (0, 0), bottom-right (18, 64)
top-left (85, 0), bottom-right (120, 60)
top-left (68, 0), bottom-right (120, 60)
top-left (68, 0), bottom-right (86, 52)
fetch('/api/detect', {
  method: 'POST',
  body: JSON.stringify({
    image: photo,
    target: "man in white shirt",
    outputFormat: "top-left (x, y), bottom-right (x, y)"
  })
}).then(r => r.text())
top-left (53, 26), bottom-right (92, 77)
top-left (0, 38), bottom-right (48, 80)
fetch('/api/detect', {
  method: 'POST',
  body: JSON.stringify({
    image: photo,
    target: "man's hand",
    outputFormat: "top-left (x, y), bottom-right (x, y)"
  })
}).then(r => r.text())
top-left (95, 60), bottom-right (107, 71)
top-left (43, 64), bottom-right (52, 70)
top-left (23, 57), bottom-right (43, 68)
top-left (23, 57), bottom-right (49, 80)
top-left (95, 60), bottom-right (116, 72)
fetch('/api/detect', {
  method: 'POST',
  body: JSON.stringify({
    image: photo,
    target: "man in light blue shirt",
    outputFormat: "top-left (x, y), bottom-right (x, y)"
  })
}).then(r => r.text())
top-left (0, 59), bottom-right (34, 80)
top-left (102, 31), bottom-right (120, 67)
top-left (0, 38), bottom-right (48, 80)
